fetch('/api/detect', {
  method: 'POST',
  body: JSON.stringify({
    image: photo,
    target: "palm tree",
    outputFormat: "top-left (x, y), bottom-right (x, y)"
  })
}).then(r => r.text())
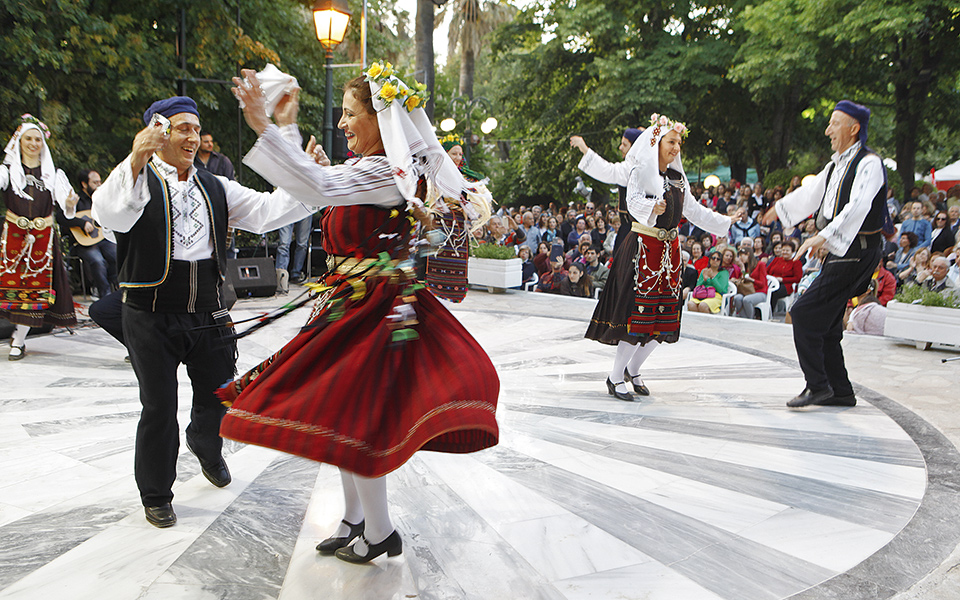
top-left (440, 0), bottom-right (515, 98)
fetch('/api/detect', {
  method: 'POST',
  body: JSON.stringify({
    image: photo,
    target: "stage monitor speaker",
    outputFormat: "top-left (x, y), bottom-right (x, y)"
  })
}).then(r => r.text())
top-left (226, 257), bottom-right (277, 298)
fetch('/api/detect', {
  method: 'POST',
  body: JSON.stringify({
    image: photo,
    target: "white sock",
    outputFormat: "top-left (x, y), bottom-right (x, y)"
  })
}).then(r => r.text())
top-left (11, 325), bottom-right (28, 348)
top-left (333, 469), bottom-right (364, 537)
top-left (626, 341), bottom-right (659, 382)
top-left (351, 473), bottom-right (393, 552)
top-left (609, 341), bottom-right (634, 393)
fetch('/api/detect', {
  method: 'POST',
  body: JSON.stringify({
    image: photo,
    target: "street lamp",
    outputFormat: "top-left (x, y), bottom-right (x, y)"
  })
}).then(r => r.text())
top-left (440, 96), bottom-right (497, 166)
top-left (313, 0), bottom-right (351, 155)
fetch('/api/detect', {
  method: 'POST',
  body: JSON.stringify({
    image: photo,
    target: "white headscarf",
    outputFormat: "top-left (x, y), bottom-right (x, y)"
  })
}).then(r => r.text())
top-left (624, 119), bottom-right (692, 201)
top-left (3, 121), bottom-right (72, 204)
top-left (368, 77), bottom-right (492, 225)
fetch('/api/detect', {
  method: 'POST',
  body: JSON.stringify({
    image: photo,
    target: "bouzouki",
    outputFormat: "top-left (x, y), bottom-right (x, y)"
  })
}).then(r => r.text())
top-left (69, 210), bottom-right (105, 246)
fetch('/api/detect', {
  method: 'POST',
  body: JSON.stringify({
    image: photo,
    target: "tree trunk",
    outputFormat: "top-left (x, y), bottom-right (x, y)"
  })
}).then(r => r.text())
top-left (415, 0), bottom-right (436, 120)
top-left (729, 155), bottom-right (748, 186)
top-left (892, 32), bottom-right (935, 200)
top-left (459, 46), bottom-right (475, 98)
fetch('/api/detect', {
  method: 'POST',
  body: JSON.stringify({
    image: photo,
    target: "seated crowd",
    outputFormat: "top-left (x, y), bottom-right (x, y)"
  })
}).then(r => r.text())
top-left (470, 180), bottom-right (960, 330)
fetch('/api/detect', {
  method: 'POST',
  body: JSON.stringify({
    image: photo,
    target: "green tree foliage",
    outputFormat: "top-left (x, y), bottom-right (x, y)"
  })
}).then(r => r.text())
top-left (0, 0), bottom-right (407, 189)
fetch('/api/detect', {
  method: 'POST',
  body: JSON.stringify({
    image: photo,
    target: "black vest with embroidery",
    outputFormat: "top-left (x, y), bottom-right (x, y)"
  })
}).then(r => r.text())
top-left (116, 163), bottom-right (228, 305)
top-left (817, 146), bottom-right (887, 235)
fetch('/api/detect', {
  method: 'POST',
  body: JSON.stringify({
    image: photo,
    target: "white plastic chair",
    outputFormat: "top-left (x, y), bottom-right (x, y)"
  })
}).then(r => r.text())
top-left (756, 275), bottom-right (779, 321)
top-left (719, 289), bottom-right (737, 316)
top-left (523, 272), bottom-right (539, 291)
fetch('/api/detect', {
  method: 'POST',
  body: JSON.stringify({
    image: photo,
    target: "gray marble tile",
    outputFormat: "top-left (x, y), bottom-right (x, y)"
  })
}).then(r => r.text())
top-left (504, 404), bottom-right (924, 467)
top-left (0, 503), bottom-right (138, 589)
top-left (476, 447), bottom-right (834, 599)
top-left (151, 455), bottom-right (319, 596)
top-left (21, 412), bottom-right (140, 437)
top-left (506, 420), bottom-right (919, 534)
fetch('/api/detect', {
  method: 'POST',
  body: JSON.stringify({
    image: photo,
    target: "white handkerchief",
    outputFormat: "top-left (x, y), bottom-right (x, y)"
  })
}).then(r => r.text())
top-left (240, 64), bottom-right (299, 117)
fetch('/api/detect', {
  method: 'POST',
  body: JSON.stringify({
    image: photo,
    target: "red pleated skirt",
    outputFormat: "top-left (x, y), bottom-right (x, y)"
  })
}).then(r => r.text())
top-left (219, 272), bottom-right (500, 478)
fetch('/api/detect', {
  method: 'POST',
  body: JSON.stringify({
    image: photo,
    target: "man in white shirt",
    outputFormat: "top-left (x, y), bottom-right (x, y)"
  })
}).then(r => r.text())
top-left (762, 100), bottom-right (887, 408)
top-left (93, 95), bottom-right (313, 528)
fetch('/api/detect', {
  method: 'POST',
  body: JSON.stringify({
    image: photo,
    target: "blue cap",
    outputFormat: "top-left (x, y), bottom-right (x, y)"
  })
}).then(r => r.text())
top-left (834, 100), bottom-right (870, 145)
top-left (623, 128), bottom-right (642, 144)
top-left (143, 96), bottom-right (200, 125)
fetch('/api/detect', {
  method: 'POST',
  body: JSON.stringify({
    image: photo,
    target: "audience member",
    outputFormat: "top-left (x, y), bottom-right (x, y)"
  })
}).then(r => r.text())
top-left (914, 256), bottom-right (957, 294)
top-left (900, 201), bottom-right (933, 248)
top-left (931, 211), bottom-right (955, 255)
top-left (687, 250), bottom-right (729, 314)
top-left (582, 245), bottom-right (609, 290)
top-left (533, 241), bottom-right (552, 276)
top-left (887, 231), bottom-right (918, 278)
top-left (767, 241), bottom-right (802, 310)
top-left (732, 247), bottom-right (768, 319)
top-left (899, 246), bottom-right (930, 286)
top-left (517, 245), bottom-right (536, 285)
top-left (559, 263), bottom-right (593, 297)
top-left (845, 281), bottom-right (886, 335)
top-left (536, 246), bottom-right (567, 294)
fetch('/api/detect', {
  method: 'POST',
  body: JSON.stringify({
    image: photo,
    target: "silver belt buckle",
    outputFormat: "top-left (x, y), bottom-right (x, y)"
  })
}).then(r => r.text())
top-left (657, 229), bottom-right (668, 241)
top-left (16, 216), bottom-right (30, 229)
top-left (32, 217), bottom-right (47, 229)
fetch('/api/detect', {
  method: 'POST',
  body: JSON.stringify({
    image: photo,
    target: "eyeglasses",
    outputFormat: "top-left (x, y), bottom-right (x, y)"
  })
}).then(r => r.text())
top-left (936, 217), bottom-right (947, 221)
top-left (710, 255), bottom-right (721, 260)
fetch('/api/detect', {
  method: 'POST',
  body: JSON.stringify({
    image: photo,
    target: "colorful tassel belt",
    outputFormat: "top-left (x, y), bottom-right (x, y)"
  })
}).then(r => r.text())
top-left (327, 255), bottom-right (403, 277)
top-left (632, 222), bottom-right (678, 241)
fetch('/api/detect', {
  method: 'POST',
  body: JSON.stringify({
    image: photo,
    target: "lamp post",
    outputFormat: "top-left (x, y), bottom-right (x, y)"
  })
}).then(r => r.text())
top-left (439, 96), bottom-right (497, 166)
top-left (313, 0), bottom-right (351, 156)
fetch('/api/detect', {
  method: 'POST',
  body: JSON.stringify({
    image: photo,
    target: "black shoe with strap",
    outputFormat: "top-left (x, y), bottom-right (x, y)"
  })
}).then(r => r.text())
top-left (335, 530), bottom-right (403, 563)
top-left (624, 369), bottom-right (650, 396)
top-left (316, 519), bottom-right (365, 554)
top-left (606, 378), bottom-right (635, 402)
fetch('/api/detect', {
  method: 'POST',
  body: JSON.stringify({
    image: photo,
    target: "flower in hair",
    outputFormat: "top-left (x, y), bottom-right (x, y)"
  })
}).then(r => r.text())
top-left (364, 61), bottom-right (430, 113)
top-left (649, 113), bottom-right (689, 139)
top-left (20, 113), bottom-right (51, 139)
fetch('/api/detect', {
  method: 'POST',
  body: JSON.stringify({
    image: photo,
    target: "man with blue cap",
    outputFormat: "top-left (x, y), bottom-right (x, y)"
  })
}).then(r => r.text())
top-left (761, 100), bottom-right (887, 408)
top-left (92, 94), bottom-right (314, 527)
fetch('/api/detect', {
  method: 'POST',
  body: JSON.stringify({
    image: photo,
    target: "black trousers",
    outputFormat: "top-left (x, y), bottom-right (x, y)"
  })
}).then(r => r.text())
top-left (122, 305), bottom-right (236, 507)
top-left (789, 238), bottom-right (881, 396)
top-left (89, 289), bottom-right (124, 346)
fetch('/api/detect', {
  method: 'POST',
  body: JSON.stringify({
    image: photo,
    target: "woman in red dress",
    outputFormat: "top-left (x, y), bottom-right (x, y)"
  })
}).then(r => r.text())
top-left (221, 65), bottom-right (499, 563)
top-left (1, 115), bottom-right (78, 360)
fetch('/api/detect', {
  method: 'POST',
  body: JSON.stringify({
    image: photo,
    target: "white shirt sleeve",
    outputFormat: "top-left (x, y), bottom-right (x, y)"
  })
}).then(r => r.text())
top-left (817, 154), bottom-right (884, 255)
top-left (218, 177), bottom-right (315, 235)
top-left (243, 124), bottom-right (404, 208)
top-left (682, 188), bottom-right (733, 236)
top-left (578, 149), bottom-right (631, 187)
top-left (0, 165), bottom-right (9, 190)
top-left (54, 169), bottom-right (77, 218)
top-left (91, 155), bottom-right (152, 233)
top-left (775, 164), bottom-right (830, 229)
top-left (625, 165), bottom-right (656, 225)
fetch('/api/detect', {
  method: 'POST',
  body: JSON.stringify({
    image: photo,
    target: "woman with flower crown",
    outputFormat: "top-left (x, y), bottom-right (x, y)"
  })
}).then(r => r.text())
top-left (585, 115), bottom-right (741, 401)
top-left (1, 115), bottom-right (79, 360)
top-left (219, 63), bottom-right (499, 564)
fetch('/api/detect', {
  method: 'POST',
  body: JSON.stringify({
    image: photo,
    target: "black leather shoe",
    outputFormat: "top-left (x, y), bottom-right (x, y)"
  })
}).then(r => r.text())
top-left (606, 378), bottom-right (635, 402)
top-left (317, 519), bottom-right (365, 554)
top-left (335, 530), bottom-right (402, 563)
top-left (624, 369), bottom-right (650, 396)
top-left (786, 388), bottom-right (834, 408)
top-left (145, 503), bottom-right (177, 528)
top-left (185, 438), bottom-right (231, 488)
top-left (817, 394), bottom-right (857, 407)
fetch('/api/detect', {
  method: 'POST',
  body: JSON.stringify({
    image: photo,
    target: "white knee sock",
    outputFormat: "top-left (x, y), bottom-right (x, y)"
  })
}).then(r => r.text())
top-left (609, 341), bottom-right (634, 393)
top-left (626, 341), bottom-right (659, 381)
top-left (352, 473), bottom-right (393, 551)
top-left (333, 469), bottom-right (364, 537)
top-left (11, 325), bottom-right (28, 348)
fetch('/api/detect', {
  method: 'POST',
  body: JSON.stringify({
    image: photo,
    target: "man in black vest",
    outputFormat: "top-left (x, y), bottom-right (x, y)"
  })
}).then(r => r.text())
top-left (762, 100), bottom-right (886, 408)
top-left (92, 96), bottom-right (313, 528)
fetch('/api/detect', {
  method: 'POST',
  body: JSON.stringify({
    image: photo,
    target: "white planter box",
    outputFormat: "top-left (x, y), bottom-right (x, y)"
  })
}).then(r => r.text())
top-left (884, 299), bottom-right (960, 350)
top-left (467, 257), bottom-right (522, 292)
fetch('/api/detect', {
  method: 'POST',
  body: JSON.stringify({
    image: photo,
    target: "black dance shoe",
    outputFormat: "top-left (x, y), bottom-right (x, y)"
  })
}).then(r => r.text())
top-left (144, 503), bottom-right (177, 528)
top-left (316, 519), bottom-right (365, 554)
top-left (624, 369), bottom-right (650, 396)
top-left (786, 387), bottom-right (835, 408)
top-left (606, 378), bottom-right (635, 402)
top-left (185, 437), bottom-right (232, 488)
top-left (334, 530), bottom-right (403, 563)
top-left (820, 394), bottom-right (857, 407)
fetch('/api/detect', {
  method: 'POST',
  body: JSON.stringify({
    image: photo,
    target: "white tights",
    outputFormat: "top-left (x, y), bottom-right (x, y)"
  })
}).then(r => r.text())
top-left (608, 340), bottom-right (659, 392)
top-left (11, 324), bottom-right (29, 348)
top-left (335, 468), bottom-right (394, 551)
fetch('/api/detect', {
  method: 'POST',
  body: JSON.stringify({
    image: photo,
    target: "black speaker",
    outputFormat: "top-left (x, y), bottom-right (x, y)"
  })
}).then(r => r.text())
top-left (226, 257), bottom-right (277, 298)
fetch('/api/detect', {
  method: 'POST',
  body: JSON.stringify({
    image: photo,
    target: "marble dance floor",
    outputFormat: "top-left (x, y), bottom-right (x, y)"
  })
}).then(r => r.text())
top-left (0, 289), bottom-right (954, 600)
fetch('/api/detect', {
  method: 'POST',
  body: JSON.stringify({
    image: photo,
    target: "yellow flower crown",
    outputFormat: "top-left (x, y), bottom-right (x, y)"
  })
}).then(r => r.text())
top-left (439, 133), bottom-right (464, 147)
top-left (648, 113), bottom-right (689, 145)
top-left (365, 61), bottom-right (430, 113)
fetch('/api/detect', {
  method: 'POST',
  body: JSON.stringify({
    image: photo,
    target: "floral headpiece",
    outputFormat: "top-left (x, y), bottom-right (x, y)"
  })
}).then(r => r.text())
top-left (19, 114), bottom-right (51, 139)
top-left (648, 113), bottom-right (688, 145)
top-left (364, 61), bottom-right (430, 113)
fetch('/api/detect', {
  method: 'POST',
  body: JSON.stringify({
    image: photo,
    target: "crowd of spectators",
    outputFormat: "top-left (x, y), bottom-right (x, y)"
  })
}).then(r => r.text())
top-left (468, 179), bottom-right (960, 326)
